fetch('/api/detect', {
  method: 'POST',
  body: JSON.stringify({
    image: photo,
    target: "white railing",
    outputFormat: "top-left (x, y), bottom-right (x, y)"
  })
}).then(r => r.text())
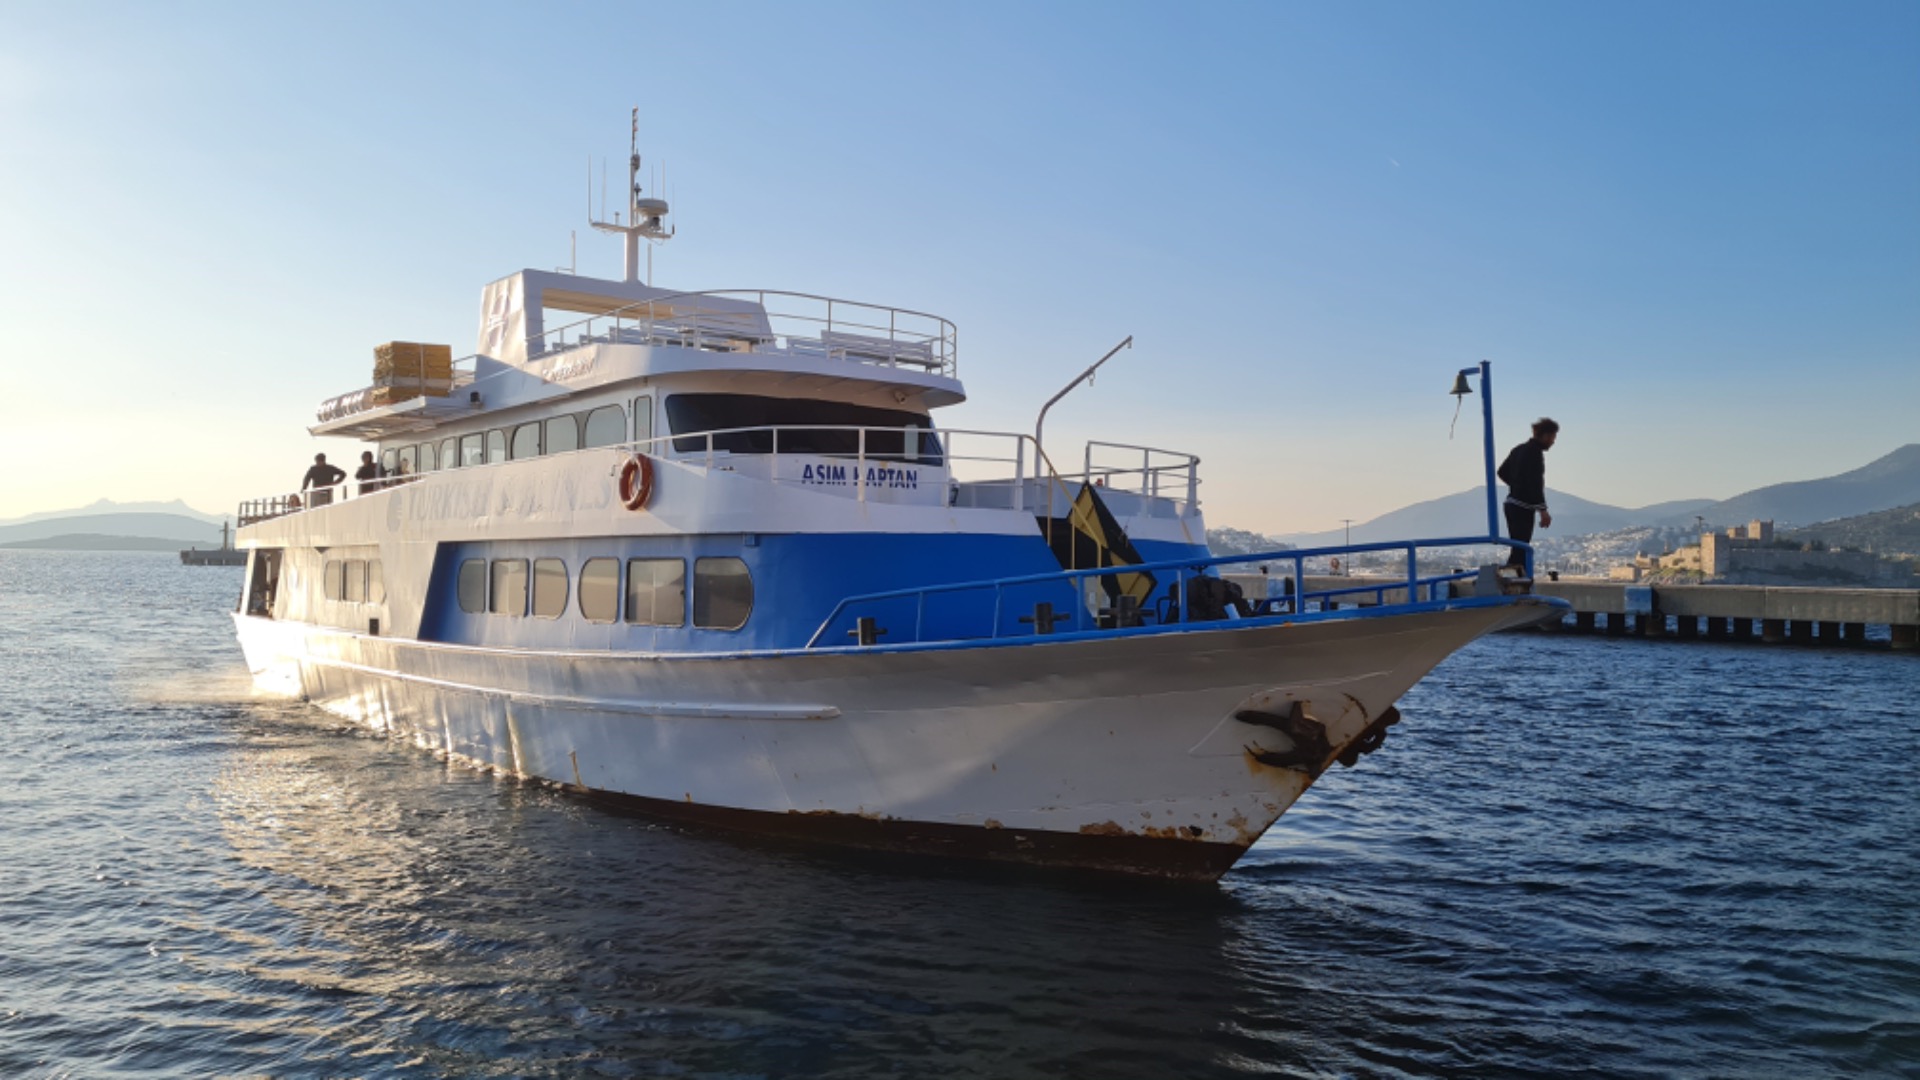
top-left (530, 290), bottom-right (957, 377)
top-left (621, 425), bottom-right (1049, 508)
top-left (236, 427), bottom-right (1197, 526)
top-left (315, 356), bottom-right (481, 423)
top-left (1082, 440), bottom-right (1200, 509)
top-left (236, 470), bottom-right (427, 526)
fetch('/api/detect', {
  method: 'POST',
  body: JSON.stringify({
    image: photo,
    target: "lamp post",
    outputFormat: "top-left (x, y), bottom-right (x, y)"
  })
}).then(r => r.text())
top-left (1449, 360), bottom-right (1503, 563)
top-left (1341, 518), bottom-right (1353, 574)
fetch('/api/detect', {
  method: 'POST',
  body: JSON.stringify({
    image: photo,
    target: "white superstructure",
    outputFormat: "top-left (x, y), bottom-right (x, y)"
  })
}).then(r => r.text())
top-left (231, 119), bottom-right (1564, 880)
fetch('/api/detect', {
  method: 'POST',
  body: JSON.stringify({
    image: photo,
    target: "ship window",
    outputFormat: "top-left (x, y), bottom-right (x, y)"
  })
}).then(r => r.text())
top-left (457, 559), bottom-right (487, 613)
top-left (439, 437), bottom-right (457, 470)
top-left (419, 441), bottom-right (438, 472)
top-left (547, 414), bottom-right (579, 455)
top-left (579, 557), bottom-right (619, 623)
top-left (486, 429), bottom-right (507, 464)
top-left (693, 557), bottom-right (753, 630)
top-left (381, 449), bottom-right (398, 475)
top-left (511, 423), bottom-right (541, 460)
top-left (664, 394), bottom-right (942, 463)
top-left (344, 559), bottom-right (367, 602)
top-left (398, 445), bottom-right (418, 476)
top-left (633, 395), bottom-right (653, 446)
top-left (369, 560), bottom-right (385, 603)
top-left (491, 559), bottom-right (528, 616)
top-left (583, 405), bottom-right (625, 449)
top-left (625, 558), bottom-right (685, 627)
top-left (460, 433), bottom-right (484, 467)
top-left (532, 558), bottom-right (567, 618)
top-left (324, 559), bottom-right (344, 601)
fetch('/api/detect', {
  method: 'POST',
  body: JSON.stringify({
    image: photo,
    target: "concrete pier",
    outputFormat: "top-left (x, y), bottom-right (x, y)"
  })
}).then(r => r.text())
top-left (1532, 580), bottom-right (1917, 652)
top-left (1228, 574), bottom-right (1920, 653)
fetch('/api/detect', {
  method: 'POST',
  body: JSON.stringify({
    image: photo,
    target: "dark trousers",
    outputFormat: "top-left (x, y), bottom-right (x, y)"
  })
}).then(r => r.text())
top-left (1503, 502), bottom-right (1535, 569)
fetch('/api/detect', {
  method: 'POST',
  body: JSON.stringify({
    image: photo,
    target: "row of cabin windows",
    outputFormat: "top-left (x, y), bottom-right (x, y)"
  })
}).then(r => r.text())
top-left (455, 556), bottom-right (753, 631)
top-left (377, 394), bottom-right (940, 476)
top-left (380, 396), bottom-right (654, 477)
top-left (323, 559), bottom-right (386, 604)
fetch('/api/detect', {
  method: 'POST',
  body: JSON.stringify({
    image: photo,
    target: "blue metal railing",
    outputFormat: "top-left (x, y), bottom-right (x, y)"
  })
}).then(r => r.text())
top-left (805, 535), bottom-right (1533, 649)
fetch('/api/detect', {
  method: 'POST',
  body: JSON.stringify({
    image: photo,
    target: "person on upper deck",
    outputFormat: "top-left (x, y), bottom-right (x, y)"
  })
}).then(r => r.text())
top-left (1496, 418), bottom-right (1559, 571)
top-left (354, 451), bottom-right (385, 496)
top-left (302, 453), bottom-right (346, 507)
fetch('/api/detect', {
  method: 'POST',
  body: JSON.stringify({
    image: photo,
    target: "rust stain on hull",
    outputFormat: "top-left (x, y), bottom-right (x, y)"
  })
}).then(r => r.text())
top-left (573, 789), bottom-right (1250, 881)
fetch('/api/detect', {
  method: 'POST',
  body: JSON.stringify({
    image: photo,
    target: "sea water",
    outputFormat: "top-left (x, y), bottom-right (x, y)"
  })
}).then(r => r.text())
top-left (0, 550), bottom-right (1914, 1078)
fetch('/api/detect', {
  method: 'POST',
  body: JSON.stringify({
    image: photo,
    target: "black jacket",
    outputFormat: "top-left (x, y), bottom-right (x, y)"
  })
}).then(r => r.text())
top-left (302, 462), bottom-right (346, 490)
top-left (1497, 439), bottom-right (1548, 510)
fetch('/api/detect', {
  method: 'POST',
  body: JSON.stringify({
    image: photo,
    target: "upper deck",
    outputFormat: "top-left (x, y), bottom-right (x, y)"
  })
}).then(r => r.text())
top-left (312, 270), bottom-right (960, 441)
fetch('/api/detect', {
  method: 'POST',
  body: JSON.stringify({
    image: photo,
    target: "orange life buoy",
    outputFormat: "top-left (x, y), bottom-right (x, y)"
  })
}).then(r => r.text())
top-left (618, 453), bottom-right (655, 510)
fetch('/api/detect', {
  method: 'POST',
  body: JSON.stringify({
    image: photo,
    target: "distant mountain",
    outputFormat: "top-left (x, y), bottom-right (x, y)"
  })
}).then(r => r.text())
top-left (1662, 444), bottom-right (1920, 528)
top-left (0, 513), bottom-right (220, 548)
top-left (0, 499), bottom-right (224, 528)
top-left (0, 533), bottom-right (193, 553)
top-left (1276, 489), bottom-right (1713, 548)
top-left (1264, 443), bottom-right (1919, 547)
top-left (1778, 502), bottom-right (1920, 557)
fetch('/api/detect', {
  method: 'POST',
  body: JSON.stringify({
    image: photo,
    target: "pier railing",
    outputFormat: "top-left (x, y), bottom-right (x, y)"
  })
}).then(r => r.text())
top-left (531, 289), bottom-right (958, 377)
top-left (806, 537), bottom-right (1532, 648)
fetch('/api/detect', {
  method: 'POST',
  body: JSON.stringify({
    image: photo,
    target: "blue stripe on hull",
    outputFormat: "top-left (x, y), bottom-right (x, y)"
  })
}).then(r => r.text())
top-left (419, 531), bottom-right (1078, 651)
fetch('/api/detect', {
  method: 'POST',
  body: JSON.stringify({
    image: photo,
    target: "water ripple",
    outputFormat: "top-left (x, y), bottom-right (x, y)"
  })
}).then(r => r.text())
top-left (0, 551), bottom-right (1915, 1077)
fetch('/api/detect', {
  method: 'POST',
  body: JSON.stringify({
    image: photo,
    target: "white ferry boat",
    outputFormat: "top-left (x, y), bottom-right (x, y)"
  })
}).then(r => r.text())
top-left (231, 123), bottom-right (1565, 881)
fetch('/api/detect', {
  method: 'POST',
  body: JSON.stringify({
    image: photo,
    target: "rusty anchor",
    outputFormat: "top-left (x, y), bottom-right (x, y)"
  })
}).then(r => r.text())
top-left (1237, 701), bottom-right (1332, 774)
top-left (1336, 705), bottom-right (1401, 768)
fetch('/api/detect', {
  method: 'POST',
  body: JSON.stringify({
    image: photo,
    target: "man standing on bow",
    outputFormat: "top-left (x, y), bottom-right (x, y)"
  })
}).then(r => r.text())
top-left (1496, 418), bottom-right (1558, 571)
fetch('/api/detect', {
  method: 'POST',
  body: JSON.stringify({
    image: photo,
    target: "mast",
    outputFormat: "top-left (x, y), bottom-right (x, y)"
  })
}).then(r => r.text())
top-left (588, 107), bottom-right (674, 283)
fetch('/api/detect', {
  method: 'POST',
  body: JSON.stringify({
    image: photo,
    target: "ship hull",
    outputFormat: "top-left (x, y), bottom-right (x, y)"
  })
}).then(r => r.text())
top-left (234, 599), bottom-right (1555, 880)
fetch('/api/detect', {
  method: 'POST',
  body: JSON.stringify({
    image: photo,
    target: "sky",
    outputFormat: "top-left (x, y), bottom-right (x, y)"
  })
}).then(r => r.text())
top-left (1, 1), bottom-right (1915, 534)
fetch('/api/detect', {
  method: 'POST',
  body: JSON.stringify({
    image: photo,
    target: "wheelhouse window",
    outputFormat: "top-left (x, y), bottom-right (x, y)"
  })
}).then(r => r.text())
top-left (419, 441), bottom-right (438, 472)
top-left (578, 558), bottom-right (619, 623)
top-left (461, 433), bottom-right (485, 468)
top-left (486, 429), bottom-right (506, 464)
top-left (398, 445), bottom-right (418, 476)
top-left (625, 558), bottom-right (685, 627)
top-left (324, 559), bottom-right (344, 601)
top-left (664, 394), bottom-right (941, 462)
top-left (511, 423), bottom-right (541, 460)
top-left (489, 559), bottom-right (528, 615)
top-left (457, 559), bottom-right (487, 613)
top-left (344, 559), bottom-right (367, 602)
top-left (546, 415), bottom-right (579, 455)
top-left (583, 405), bottom-right (625, 449)
top-left (439, 437), bottom-right (457, 469)
top-left (693, 557), bottom-right (753, 630)
top-left (531, 558), bottom-right (567, 618)
top-left (381, 449), bottom-right (398, 475)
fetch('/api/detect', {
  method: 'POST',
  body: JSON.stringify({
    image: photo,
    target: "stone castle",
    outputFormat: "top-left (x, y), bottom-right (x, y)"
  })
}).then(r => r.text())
top-left (1612, 519), bottom-right (1907, 585)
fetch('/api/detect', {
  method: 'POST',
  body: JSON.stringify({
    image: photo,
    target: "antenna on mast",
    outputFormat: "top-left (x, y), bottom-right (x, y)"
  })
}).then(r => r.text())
top-left (588, 106), bottom-right (674, 283)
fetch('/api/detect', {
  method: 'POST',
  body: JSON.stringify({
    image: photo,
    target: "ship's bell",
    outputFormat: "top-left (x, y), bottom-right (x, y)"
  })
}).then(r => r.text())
top-left (1449, 371), bottom-right (1474, 396)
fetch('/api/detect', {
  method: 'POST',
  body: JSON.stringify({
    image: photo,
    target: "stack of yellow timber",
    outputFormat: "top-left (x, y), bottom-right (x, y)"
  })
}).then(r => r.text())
top-left (369, 342), bottom-right (453, 406)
